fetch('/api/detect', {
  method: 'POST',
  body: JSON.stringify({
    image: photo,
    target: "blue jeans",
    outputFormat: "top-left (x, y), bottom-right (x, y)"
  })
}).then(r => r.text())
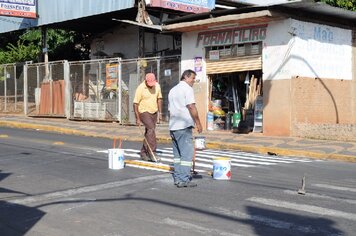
top-left (170, 127), bottom-right (193, 183)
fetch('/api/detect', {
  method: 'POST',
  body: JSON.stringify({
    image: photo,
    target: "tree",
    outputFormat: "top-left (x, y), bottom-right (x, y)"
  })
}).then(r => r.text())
top-left (316, 0), bottom-right (356, 11)
top-left (0, 29), bottom-right (90, 64)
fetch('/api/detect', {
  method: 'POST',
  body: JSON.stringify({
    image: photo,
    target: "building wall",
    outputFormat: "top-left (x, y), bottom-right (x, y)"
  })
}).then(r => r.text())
top-left (90, 25), bottom-right (175, 59)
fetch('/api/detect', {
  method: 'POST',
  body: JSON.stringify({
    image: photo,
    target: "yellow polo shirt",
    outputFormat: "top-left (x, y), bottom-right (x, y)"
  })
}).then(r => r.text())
top-left (133, 82), bottom-right (162, 114)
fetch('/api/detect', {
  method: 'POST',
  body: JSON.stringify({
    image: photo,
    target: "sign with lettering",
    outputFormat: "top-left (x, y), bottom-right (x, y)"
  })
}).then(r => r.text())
top-left (149, 0), bottom-right (215, 13)
top-left (0, 0), bottom-right (37, 18)
top-left (196, 24), bottom-right (267, 47)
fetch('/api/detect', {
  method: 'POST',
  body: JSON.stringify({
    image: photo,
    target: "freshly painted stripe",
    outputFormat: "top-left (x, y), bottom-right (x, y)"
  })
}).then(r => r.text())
top-left (0, 134), bottom-right (9, 138)
top-left (283, 190), bottom-right (356, 205)
top-left (156, 149), bottom-right (275, 165)
top-left (247, 197), bottom-right (356, 221)
top-left (9, 174), bottom-right (168, 205)
top-left (312, 183), bottom-right (356, 193)
top-left (163, 218), bottom-right (241, 236)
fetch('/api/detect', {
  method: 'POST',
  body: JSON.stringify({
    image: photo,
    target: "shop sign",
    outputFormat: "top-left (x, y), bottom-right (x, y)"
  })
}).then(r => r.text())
top-left (149, 0), bottom-right (215, 13)
top-left (196, 24), bottom-right (267, 47)
top-left (209, 50), bottom-right (219, 60)
top-left (106, 64), bottom-right (119, 90)
top-left (0, 0), bottom-right (37, 18)
top-left (194, 57), bottom-right (203, 72)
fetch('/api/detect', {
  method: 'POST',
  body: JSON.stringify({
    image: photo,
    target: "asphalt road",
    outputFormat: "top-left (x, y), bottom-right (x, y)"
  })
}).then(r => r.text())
top-left (0, 127), bottom-right (355, 236)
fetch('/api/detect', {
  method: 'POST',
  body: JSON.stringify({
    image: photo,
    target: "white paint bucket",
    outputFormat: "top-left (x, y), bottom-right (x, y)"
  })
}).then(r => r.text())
top-left (213, 157), bottom-right (231, 180)
top-left (108, 149), bottom-right (125, 170)
top-left (195, 136), bottom-right (206, 150)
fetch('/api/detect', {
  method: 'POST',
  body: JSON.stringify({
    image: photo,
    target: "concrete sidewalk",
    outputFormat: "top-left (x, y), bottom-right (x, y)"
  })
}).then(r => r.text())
top-left (0, 114), bottom-right (355, 162)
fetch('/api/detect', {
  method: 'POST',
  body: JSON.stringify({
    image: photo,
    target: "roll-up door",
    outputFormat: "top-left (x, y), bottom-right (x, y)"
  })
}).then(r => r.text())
top-left (206, 55), bottom-right (262, 74)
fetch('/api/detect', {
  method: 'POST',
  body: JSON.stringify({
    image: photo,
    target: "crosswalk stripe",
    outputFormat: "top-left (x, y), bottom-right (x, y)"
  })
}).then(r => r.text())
top-left (283, 190), bottom-right (356, 205)
top-left (247, 197), bottom-right (356, 221)
top-left (312, 183), bottom-right (356, 193)
top-left (199, 149), bottom-right (312, 162)
top-left (156, 149), bottom-right (276, 165)
top-left (97, 147), bottom-right (312, 172)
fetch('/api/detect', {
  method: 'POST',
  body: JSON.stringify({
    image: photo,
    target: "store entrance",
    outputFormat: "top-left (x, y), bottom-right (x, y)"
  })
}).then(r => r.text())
top-left (208, 70), bottom-right (263, 133)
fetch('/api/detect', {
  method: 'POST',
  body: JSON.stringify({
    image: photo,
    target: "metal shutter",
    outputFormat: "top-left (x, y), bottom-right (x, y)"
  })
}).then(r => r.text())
top-left (206, 55), bottom-right (262, 74)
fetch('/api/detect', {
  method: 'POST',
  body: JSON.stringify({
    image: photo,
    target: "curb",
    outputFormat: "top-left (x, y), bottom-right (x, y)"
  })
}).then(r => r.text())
top-left (1, 120), bottom-right (355, 163)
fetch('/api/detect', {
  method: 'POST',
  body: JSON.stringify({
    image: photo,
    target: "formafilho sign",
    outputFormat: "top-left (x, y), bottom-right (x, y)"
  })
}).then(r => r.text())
top-left (0, 0), bottom-right (37, 19)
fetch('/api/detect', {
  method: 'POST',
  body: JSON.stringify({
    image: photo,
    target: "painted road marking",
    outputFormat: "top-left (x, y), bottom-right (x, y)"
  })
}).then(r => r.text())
top-left (9, 174), bottom-right (167, 205)
top-left (312, 183), bottom-right (356, 193)
top-left (0, 134), bottom-right (9, 138)
top-left (247, 197), bottom-right (356, 221)
top-left (283, 190), bottom-right (356, 205)
top-left (162, 218), bottom-right (241, 236)
top-left (212, 207), bottom-right (335, 235)
top-left (97, 148), bottom-right (315, 173)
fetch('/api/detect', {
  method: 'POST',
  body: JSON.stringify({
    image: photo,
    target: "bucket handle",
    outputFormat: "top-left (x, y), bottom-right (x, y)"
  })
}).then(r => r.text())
top-left (113, 138), bottom-right (122, 149)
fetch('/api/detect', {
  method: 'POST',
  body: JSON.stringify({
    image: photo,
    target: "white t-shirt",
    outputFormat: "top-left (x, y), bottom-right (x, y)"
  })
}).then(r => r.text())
top-left (168, 81), bottom-right (195, 131)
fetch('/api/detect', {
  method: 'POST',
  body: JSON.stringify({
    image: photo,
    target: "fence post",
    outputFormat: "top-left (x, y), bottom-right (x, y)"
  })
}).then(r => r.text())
top-left (14, 65), bottom-right (17, 111)
top-left (118, 59), bottom-right (122, 122)
top-left (4, 66), bottom-right (7, 112)
top-left (24, 64), bottom-right (28, 115)
top-left (64, 60), bottom-right (71, 119)
top-left (157, 58), bottom-right (160, 83)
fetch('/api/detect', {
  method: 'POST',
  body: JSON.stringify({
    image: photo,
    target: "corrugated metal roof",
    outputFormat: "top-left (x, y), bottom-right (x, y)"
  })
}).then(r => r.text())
top-left (0, 0), bottom-right (135, 33)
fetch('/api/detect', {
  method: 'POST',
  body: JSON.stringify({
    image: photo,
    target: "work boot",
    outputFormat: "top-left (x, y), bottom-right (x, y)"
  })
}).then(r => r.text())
top-left (177, 181), bottom-right (197, 188)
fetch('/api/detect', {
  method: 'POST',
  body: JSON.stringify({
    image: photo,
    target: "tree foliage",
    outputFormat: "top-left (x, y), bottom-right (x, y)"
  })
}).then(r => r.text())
top-left (0, 29), bottom-right (90, 64)
top-left (317, 0), bottom-right (356, 11)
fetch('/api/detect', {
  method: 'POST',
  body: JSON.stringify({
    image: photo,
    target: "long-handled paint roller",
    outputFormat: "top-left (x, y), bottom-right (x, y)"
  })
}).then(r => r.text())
top-left (138, 124), bottom-right (158, 162)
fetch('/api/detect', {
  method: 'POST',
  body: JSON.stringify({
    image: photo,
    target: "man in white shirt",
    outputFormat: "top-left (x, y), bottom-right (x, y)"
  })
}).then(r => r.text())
top-left (168, 69), bottom-right (202, 188)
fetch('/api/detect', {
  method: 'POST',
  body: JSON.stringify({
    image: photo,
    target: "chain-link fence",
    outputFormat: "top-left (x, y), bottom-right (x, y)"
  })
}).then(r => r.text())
top-left (0, 55), bottom-right (180, 124)
top-left (0, 63), bottom-right (25, 113)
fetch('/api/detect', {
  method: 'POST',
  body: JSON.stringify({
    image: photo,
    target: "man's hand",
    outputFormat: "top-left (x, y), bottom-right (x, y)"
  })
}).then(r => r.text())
top-left (196, 122), bottom-right (203, 133)
top-left (136, 119), bottom-right (141, 126)
top-left (157, 113), bottom-right (163, 124)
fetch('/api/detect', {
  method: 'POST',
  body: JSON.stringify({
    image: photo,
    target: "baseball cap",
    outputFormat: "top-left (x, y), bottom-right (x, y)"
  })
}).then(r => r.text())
top-left (145, 73), bottom-right (156, 86)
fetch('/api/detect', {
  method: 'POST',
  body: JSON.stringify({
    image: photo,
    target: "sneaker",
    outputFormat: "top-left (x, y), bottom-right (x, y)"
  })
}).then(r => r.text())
top-left (177, 181), bottom-right (197, 188)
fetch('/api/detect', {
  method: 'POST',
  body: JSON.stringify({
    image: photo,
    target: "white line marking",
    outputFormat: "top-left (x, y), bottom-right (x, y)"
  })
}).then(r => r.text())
top-left (283, 190), bottom-right (356, 205)
top-left (247, 197), bottom-right (356, 221)
top-left (312, 184), bottom-right (356, 193)
top-left (212, 207), bottom-right (339, 235)
top-left (9, 174), bottom-right (167, 205)
top-left (162, 218), bottom-right (241, 236)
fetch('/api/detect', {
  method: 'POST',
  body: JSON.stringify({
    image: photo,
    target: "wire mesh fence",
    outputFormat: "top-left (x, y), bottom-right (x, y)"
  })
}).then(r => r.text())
top-left (0, 55), bottom-right (180, 124)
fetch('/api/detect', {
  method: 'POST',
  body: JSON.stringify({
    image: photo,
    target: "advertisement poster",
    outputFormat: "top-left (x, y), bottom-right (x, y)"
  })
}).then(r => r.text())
top-left (194, 57), bottom-right (202, 72)
top-left (106, 64), bottom-right (119, 90)
top-left (149, 0), bottom-right (215, 13)
top-left (0, 0), bottom-right (37, 19)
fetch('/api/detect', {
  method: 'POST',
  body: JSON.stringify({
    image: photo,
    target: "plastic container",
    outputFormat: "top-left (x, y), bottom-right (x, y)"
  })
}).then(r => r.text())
top-left (213, 157), bottom-right (231, 180)
top-left (108, 149), bottom-right (125, 169)
top-left (195, 136), bottom-right (206, 150)
top-left (207, 112), bottom-right (214, 131)
top-left (232, 112), bottom-right (241, 128)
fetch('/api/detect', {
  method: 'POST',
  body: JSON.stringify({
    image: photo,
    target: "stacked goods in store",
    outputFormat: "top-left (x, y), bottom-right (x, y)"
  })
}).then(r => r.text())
top-left (208, 99), bottom-right (225, 130)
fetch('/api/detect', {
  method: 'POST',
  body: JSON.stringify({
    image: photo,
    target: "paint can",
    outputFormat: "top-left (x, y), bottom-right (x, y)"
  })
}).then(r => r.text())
top-left (213, 157), bottom-right (231, 180)
top-left (108, 148), bottom-right (125, 169)
top-left (195, 136), bottom-right (206, 150)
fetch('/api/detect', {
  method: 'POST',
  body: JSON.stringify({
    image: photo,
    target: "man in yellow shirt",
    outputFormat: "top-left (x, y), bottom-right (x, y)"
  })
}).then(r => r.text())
top-left (133, 73), bottom-right (163, 161)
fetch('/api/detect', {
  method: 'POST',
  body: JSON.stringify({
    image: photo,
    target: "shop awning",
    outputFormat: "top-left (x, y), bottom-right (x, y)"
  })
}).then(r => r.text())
top-left (162, 10), bottom-right (282, 32)
top-left (206, 55), bottom-right (262, 74)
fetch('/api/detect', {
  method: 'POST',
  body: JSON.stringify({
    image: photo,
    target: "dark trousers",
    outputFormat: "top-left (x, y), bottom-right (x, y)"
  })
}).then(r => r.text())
top-left (139, 112), bottom-right (157, 156)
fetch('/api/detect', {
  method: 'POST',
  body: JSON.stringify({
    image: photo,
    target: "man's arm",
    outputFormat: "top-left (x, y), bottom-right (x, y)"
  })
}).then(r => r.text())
top-left (157, 98), bottom-right (163, 123)
top-left (187, 103), bottom-right (202, 133)
top-left (133, 103), bottom-right (140, 126)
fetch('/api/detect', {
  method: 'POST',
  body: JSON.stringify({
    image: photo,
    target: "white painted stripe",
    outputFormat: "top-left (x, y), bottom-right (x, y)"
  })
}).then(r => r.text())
top-left (9, 174), bottom-right (167, 205)
top-left (313, 184), bottom-right (356, 193)
top-left (212, 207), bottom-right (334, 235)
top-left (162, 218), bottom-right (241, 236)
top-left (156, 149), bottom-right (275, 165)
top-left (196, 150), bottom-right (293, 164)
top-left (197, 149), bottom-right (311, 162)
top-left (247, 197), bottom-right (356, 221)
top-left (124, 149), bottom-right (254, 167)
top-left (283, 190), bottom-right (356, 205)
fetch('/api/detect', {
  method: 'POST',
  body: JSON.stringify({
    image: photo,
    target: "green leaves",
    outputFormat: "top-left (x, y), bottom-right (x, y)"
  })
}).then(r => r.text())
top-left (317, 0), bottom-right (356, 11)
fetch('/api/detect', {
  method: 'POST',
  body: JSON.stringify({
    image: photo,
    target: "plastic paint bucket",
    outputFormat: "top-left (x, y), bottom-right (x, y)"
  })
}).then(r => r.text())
top-left (213, 157), bottom-right (231, 180)
top-left (108, 149), bottom-right (125, 170)
top-left (195, 136), bottom-right (206, 150)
